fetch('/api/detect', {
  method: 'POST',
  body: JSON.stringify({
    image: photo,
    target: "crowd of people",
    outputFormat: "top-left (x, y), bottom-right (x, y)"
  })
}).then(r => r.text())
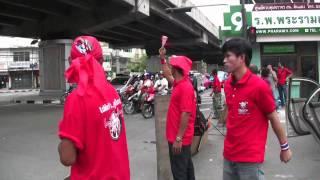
top-left (57, 36), bottom-right (292, 180)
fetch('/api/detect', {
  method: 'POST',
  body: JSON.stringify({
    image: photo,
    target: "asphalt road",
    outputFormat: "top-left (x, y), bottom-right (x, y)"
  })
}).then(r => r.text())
top-left (0, 91), bottom-right (320, 180)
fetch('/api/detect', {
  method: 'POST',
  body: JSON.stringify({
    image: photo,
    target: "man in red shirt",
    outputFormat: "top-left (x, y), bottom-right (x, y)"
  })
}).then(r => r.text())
top-left (58, 36), bottom-right (130, 180)
top-left (159, 48), bottom-right (196, 180)
top-left (222, 38), bottom-right (292, 180)
top-left (277, 62), bottom-right (293, 107)
top-left (210, 69), bottom-right (223, 121)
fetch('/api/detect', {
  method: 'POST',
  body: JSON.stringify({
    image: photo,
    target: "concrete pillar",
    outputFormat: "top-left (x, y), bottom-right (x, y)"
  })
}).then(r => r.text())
top-left (154, 95), bottom-right (173, 180)
top-left (39, 39), bottom-right (72, 96)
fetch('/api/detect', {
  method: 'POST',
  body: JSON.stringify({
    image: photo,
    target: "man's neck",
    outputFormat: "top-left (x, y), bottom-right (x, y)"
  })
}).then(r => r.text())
top-left (233, 66), bottom-right (248, 82)
top-left (175, 75), bottom-right (184, 82)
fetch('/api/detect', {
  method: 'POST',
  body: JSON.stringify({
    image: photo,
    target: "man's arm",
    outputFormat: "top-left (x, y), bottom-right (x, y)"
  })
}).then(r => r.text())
top-left (268, 111), bottom-right (292, 163)
top-left (172, 112), bottom-right (191, 154)
top-left (58, 139), bottom-right (77, 166)
top-left (286, 68), bottom-right (293, 80)
top-left (159, 48), bottom-right (174, 85)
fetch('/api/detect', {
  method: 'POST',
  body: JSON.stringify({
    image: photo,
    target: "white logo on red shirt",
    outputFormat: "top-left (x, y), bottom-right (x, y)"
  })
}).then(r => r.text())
top-left (105, 111), bottom-right (122, 140)
top-left (99, 98), bottom-right (123, 140)
top-left (238, 101), bottom-right (249, 115)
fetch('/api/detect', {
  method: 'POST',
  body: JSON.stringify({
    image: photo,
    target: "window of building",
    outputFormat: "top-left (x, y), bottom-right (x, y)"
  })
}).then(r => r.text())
top-left (13, 52), bottom-right (30, 62)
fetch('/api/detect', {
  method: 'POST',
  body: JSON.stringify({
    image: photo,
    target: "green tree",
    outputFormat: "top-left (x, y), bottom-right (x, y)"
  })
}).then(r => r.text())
top-left (128, 55), bottom-right (148, 72)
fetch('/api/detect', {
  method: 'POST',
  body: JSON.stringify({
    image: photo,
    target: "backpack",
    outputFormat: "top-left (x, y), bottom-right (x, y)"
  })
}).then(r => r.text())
top-left (194, 105), bottom-right (208, 136)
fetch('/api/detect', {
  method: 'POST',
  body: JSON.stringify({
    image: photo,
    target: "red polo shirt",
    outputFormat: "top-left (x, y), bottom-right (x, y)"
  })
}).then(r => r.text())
top-left (59, 84), bottom-right (130, 180)
top-left (212, 75), bottom-right (221, 93)
top-left (166, 78), bottom-right (196, 145)
top-left (224, 69), bottom-right (276, 163)
top-left (277, 67), bottom-right (292, 85)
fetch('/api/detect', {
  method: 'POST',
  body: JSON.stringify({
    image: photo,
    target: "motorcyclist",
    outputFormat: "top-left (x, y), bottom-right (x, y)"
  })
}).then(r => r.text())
top-left (154, 71), bottom-right (169, 95)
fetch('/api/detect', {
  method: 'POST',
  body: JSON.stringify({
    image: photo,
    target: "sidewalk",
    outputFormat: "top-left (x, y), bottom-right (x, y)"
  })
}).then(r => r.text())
top-left (0, 88), bottom-right (40, 94)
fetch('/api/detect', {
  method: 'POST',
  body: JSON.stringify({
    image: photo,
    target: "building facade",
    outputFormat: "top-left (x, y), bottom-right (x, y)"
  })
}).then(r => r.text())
top-left (222, 2), bottom-right (320, 83)
top-left (0, 47), bottom-right (39, 89)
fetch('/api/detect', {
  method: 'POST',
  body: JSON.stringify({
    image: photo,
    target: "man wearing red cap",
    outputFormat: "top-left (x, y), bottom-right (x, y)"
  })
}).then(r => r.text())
top-left (159, 48), bottom-right (196, 180)
top-left (58, 36), bottom-right (130, 180)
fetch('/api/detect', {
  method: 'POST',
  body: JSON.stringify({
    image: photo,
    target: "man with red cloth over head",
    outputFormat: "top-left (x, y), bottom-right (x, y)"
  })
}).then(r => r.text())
top-left (58, 36), bottom-right (130, 180)
top-left (159, 47), bottom-right (196, 180)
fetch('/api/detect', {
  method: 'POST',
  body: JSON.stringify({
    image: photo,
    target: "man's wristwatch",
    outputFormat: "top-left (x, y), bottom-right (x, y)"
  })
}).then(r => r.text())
top-left (175, 136), bottom-right (182, 142)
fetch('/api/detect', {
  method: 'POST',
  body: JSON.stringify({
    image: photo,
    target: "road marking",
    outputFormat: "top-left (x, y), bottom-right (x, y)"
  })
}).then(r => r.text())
top-left (199, 102), bottom-right (212, 105)
top-left (200, 108), bottom-right (211, 112)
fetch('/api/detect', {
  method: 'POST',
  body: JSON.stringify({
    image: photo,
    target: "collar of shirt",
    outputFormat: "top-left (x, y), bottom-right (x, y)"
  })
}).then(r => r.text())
top-left (230, 69), bottom-right (252, 86)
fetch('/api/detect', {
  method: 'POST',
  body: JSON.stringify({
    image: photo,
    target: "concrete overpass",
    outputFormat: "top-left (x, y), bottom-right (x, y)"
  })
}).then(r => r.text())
top-left (0, 0), bottom-right (222, 95)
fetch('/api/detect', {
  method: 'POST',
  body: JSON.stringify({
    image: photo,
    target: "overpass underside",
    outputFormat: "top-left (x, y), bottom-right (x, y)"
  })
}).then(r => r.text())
top-left (0, 0), bottom-right (222, 95)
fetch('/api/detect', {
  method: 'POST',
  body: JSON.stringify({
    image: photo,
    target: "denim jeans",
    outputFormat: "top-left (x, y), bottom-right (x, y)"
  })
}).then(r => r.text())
top-left (223, 159), bottom-right (265, 180)
top-left (278, 84), bottom-right (287, 107)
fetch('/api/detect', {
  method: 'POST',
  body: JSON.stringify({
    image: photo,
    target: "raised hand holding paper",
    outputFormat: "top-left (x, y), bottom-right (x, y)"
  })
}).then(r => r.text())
top-left (161, 35), bottom-right (168, 48)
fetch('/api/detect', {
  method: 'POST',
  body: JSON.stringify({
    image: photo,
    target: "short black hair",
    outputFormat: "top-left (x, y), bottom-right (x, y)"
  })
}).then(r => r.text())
top-left (222, 38), bottom-right (252, 67)
top-left (261, 67), bottom-right (270, 78)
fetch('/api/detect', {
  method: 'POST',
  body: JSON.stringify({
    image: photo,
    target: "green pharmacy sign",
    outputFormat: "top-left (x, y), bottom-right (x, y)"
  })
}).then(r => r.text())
top-left (223, 3), bottom-right (320, 37)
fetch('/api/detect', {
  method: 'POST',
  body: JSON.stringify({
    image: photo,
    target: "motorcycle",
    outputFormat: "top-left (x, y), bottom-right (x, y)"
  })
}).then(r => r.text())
top-left (120, 84), bottom-right (136, 104)
top-left (142, 92), bottom-right (155, 119)
top-left (123, 92), bottom-right (140, 114)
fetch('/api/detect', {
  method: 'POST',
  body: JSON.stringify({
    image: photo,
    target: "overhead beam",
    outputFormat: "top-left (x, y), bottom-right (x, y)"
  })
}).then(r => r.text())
top-left (138, 19), bottom-right (180, 37)
top-left (150, 2), bottom-right (201, 37)
top-left (104, 29), bottom-right (145, 41)
top-left (0, 22), bottom-right (18, 27)
top-left (83, 12), bottom-right (138, 33)
top-left (55, 0), bottom-right (92, 10)
top-left (0, 0), bottom-right (65, 16)
top-left (0, 8), bottom-right (40, 22)
top-left (90, 33), bottom-right (128, 43)
top-left (119, 25), bottom-right (159, 39)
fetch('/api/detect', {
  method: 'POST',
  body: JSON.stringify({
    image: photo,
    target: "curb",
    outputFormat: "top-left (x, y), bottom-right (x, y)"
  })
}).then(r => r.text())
top-left (14, 99), bottom-right (62, 105)
top-left (0, 89), bottom-right (40, 94)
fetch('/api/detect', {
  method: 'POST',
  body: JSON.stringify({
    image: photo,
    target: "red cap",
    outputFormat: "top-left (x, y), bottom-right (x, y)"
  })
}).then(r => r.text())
top-left (169, 56), bottom-right (192, 76)
top-left (70, 36), bottom-right (103, 63)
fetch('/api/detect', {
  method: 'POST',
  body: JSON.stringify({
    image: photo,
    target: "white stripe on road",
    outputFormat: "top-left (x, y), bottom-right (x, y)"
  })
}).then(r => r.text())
top-left (200, 108), bottom-right (211, 112)
top-left (199, 102), bottom-right (213, 105)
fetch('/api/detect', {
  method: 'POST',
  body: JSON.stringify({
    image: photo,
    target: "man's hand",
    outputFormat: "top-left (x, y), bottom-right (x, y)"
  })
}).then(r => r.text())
top-left (280, 149), bottom-right (292, 163)
top-left (173, 141), bottom-right (182, 154)
top-left (159, 47), bottom-right (166, 59)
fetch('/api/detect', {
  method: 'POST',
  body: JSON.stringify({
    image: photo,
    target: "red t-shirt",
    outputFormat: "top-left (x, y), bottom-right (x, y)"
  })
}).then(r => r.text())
top-left (224, 69), bottom-right (276, 163)
top-left (59, 84), bottom-right (130, 180)
top-left (166, 78), bottom-right (196, 145)
top-left (277, 67), bottom-right (292, 85)
top-left (212, 75), bottom-right (221, 93)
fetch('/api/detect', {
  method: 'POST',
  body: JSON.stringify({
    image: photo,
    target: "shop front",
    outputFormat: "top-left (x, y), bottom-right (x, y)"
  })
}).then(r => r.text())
top-left (222, 3), bottom-right (320, 82)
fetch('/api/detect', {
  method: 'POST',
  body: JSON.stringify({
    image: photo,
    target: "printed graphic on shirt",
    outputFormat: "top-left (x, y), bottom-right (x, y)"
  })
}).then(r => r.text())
top-left (105, 111), bottom-right (122, 140)
top-left (99, 98), bottom-right (123, 140)
top-left (238, 101), bottom-right (249, 115)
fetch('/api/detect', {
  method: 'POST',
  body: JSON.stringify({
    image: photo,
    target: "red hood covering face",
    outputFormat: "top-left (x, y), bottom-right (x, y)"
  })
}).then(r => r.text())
top-left (169, 56), bottom-right (192, 77)
top-left (65, 36), bottom-right (107, 97)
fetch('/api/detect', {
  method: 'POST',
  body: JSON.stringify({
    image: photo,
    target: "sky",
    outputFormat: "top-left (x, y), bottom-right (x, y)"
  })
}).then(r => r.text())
top-left (190, 0), bottom-right (240, 27)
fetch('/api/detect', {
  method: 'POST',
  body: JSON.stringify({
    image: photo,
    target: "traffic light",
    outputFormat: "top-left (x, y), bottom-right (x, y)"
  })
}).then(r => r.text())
top-left (247, 26), bottom-right (256, 44)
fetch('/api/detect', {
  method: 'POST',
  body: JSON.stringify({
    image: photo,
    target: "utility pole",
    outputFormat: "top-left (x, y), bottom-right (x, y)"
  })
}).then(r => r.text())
top-left (241, 0), bottom-right (247, 39)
